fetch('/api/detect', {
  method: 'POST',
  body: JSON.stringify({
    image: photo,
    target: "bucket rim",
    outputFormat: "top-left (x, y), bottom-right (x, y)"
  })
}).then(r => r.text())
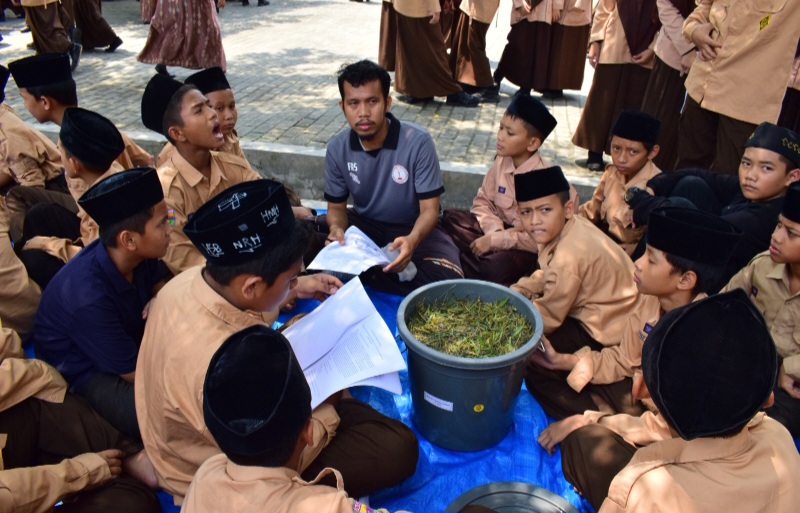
top-left (397, 279), bottom-right (544, 370)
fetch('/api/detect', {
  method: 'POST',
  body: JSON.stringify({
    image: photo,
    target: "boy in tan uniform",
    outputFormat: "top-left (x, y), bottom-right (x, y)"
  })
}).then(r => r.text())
top-left (579, 292), bottom-right (800, 512)
top-left (722, 182), bottom-right (800, 438)
top-left (578, 110), bottom-right (662, 255)
top-left (0, 207), bottom-right (40, 340)
top-left (135, 180), bottom-right (418, 505)
top-left (510, 166), bottom-right (640, 419)
top-left (182, 325), bottom-right (397, 513)
top-left (442, 95), bottom-right (563, 284)
top-left (155, 67), bottom-right (247, 167)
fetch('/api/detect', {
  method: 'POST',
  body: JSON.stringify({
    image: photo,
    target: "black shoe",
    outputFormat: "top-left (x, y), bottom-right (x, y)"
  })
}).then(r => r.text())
top-left (69, 42), bottom-right (82, 71)
top-left (155, 64), bottom-right (174, 78)
top-left (396, 94), bottom-right (433, 104)
top-left (257, 0), bottom-right (269, 5)
top-left (105, 36), bottom-right (123, 52)
top-left (575, 158), bottom-right (607, 172)
top-left (446, 91), bottom-right (480, 107)
top-left (541, 89), bottom-right (563, 100)
top-left (479, 83), bottom-right (501, 103)
top-left (458, 82), bottom-right (482, 94)
top-left (241, 0), bottom-right (249, 4)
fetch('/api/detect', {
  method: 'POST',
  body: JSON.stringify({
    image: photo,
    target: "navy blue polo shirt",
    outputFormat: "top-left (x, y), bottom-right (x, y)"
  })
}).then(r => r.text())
top-left (32, 239), bottom-right (170, 388)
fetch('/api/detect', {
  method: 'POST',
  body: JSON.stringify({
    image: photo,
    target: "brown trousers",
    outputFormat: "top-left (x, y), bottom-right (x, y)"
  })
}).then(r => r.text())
top-left (561, 424), bottom-right (636, 511)
top-left (300, 398), bottom-right (419, 498)
top-left (25, 2), bottom-right (73, 54)
top-left (449, 12), bottom-right (493, 88)
top-left (441, 209), bottom-right (538, 286)
top-left (394, 13), bottom-right (461, 98)
top-left (0, 394), bottom-right (159, 513)
top-left (525, 317), bottom-right (645, 420)
top-left (676, 95), bottom-right (757, 175)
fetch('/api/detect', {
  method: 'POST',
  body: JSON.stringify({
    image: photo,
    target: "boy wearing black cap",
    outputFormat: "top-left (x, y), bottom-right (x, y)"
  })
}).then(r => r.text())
top-left (442, 96), bottom-right (577, 285)
top-left (723, 182), bottom-right (800, 438)
top-left (15, 107), bottom-right (127, 289)
top-left (182, 325), bottom-right (390, 513)
top-left (156, 67), bottom-right (247, 167)
top-left (578, 110), bottom-right (662, 256)
top-left (510, 166), bottom-right (640, 420)
top-left (32, 168), bottom-right (171, 438)
top-left (588, 291), bottom-right (800, 512)
top-left (135, 180), bottom-right (418, 505)
top-left (628, 122), bottom-right (800, 277)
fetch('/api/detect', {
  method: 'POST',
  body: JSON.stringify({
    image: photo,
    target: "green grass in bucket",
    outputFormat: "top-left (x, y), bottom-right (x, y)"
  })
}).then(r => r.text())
top-left (407, 297), bottom-right (533, 358)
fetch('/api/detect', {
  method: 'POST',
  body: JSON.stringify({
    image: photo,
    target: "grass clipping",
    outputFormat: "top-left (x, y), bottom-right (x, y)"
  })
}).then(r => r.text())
top-left (407, 297), bottom-right (533, 358)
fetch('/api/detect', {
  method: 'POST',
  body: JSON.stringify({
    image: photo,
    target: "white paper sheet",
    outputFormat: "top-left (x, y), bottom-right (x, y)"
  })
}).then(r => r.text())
top-left (282, 278), bottom-right (406, 408)
top-left (307, 226), bottom-right (390, 275)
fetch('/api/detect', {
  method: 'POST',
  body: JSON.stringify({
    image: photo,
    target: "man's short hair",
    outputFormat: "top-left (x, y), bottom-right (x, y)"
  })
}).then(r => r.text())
top-left (204, 222), bottom-right (312, 287)
top-left (100, 206), bottom-right (155, 248)
top-left (162, 84), bottom-right (199, 144)
top-left (336, 60), bottom-right (390, 100)
top-left (25, 80), bottom-right (78, 107)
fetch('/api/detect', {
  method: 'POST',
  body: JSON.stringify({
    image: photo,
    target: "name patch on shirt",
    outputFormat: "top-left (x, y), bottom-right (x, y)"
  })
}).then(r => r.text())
top-left (639, 322), bottom-right (654, 342)
top-left (498, 186), bottom-right (506, 194)
top-left (751, 286), bottom-right (759, 297)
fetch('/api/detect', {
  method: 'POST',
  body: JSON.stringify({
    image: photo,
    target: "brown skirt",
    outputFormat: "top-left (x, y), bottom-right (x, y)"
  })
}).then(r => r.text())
top-left (394, 12), bottom-right (461, 98)
top-left (25, 3), bottom-right (72, 54)
top-left (449, 11), bottom-right (493, 88)
top-left (378, 2), bottom-right (397, 72)
top-left (495, 20), bottom-right (552, 90)
top-left (572, 63), bottom-right (652, 154)
top-left (778, 87), bottom-right (800, 133)
top-left (539, 23), bottom-right (590, 91)
top-left (73, 0), bottom-right (117, 50)
top-left (141, 0), bottom-right (157, 23)
top-left (641, 56), bottom-right (686, 170)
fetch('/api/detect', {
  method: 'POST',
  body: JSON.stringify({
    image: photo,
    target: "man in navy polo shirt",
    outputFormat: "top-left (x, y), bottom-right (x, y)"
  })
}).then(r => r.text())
top-left (32, 167), bottom-right (171, 439)
top-left (324, 59), bottom-right (463, 294)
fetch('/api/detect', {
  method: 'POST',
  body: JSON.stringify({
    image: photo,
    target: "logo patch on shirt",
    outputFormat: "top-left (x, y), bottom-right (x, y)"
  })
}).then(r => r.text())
top-left (391, 164), bottom-right (409, 184)
top-left (349, 172), bottom-right (361, 185)
top-left (751, 286), bottom-right (758, 297)
top-left (167, 208), bottom-right (176, 227)
top-left (643, 323), bottom-right (653, 334)
top-left (759, 15), bottom-right (770, 30)
top-left (498, 186), bottom-right (506, 194)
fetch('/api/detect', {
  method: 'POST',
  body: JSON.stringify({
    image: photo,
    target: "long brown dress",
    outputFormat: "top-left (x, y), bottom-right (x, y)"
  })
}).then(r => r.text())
top-left (137, 0), bottom-right (227, 71)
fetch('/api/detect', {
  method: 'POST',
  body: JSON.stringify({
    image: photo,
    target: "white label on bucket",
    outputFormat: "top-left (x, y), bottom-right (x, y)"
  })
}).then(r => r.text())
top-left (424, 391), bottom-right (453, 412)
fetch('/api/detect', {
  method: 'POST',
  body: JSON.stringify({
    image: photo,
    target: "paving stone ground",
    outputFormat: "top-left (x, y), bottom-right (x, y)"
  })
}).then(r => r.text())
top-left (0, 0), bottom-right (598, 180)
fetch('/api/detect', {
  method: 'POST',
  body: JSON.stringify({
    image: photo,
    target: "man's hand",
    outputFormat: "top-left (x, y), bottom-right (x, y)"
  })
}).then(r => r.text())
top-left (326, 226), bottom-right (346, 246)
top-left (529, 336), bottom-right (579, 372)
top-left (587, 42), bottom-right (601, 69)
top-left (690, 23), bottom-right (722, 61)
top-left (296, 274), bottom-right (343, 301)
top-left (778, 366), bottom-right (800, 400)
top-left (537, 415), bottom-right (590, 456)
top-left (632, 48), bottom-right (654, 65)
top-left (98, 449), bottom-right (124, 478)
top-left (430, 12), bottom-right (440, 24)
top-left (383, 235), bottom-right (418, 273)
top-left (470, 234), bottom-right (492, 258)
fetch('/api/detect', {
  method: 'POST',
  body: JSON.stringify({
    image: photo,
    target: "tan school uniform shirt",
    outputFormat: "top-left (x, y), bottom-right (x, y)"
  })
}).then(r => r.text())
top-left (115, 131), bottom-right (154, 169)
top-left (157, 130), bottom-right (247, 168)
top-left (182, 456), bottom-right (355, 513)
top-left (682, 0), bottom-right (800, 125)
top-left (557, 0), bottom-right (591, 26)
top-left (135, 267), bottom-right (339, 503)
top-left (0, 103), bottom-right (63, 188)
top-left (511, 216), bottom-right (640, 345)
top-left (158, 150), bottom-right (260, 275)
top-left (591, 0), bottom-right (657, 66)
top-left (722, 251), bottom-right (800, 380)
top-left (600, 413), bottom-right (800, 513)
top-left (578, 160), bottom-right (661, 255)
top-left (0, 210), bottom-right (40, 339)
top-left (459, 0), bottom-right (500, 24)
top-left (0, 322), bottom-right (110, 513)
top-left (393, 0), bottom-right (439, 18)
top-left (653, 0), bottom-right (693, 71)
top-left (510, 0), bottom-right (558, 25)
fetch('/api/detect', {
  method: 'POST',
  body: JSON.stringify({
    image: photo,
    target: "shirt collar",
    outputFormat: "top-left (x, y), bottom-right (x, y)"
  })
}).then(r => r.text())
top-left (170, 150), bottom-right (226, 190)
top-left (225, 460), bottom-right (344, 490)
top-left (92, 240), bottom-right (136, 294)
top-left (501, 152), bottom-right (547, 175)
top-left (348, 112), bottom-right (401, 153)
top-left (189, 267), bottom-right (275, 329)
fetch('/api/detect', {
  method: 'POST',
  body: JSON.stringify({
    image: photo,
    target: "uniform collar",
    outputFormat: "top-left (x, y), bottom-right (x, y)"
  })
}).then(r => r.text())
top-left (500, 152), bottom-right (548, 175)
top-left (92, 239), bottom-right (136, 294)
top-left (348, 112), bottom-right (401, 153)
top-left (189, 267), bottom-right (273, 329)
top-left (765, 261), bottom-right (800, 298)
top-left (539, 216), bottom-right (577, 258)
top-left (170, 150), bottom-right (226, 190)
top-left (225, 460), bottom-right (344, 491)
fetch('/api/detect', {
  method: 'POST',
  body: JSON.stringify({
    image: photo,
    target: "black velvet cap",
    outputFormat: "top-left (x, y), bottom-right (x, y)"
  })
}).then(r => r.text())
top-left (506, 95), bottom-right (557, 139)
top-left (646, 207), bottom-right (741, 265)
top-left (0, 65), bottom-right (9, 95)
top-left (744, 122), bottom-right (800, 169)
top-left (141, 74), bottom-right (185, 135)
top-left (8, 53), bottom-right (72, 89)
top-left (78, 167), bottom-right (164, 227)
top-left (203, 325), bottom-right (311, 458)
top-left (782, 182), bottom-right (800, 224)
top-left (185, 67), bottom-right (230, 95)
top-left (514, 166), bottom-right (570, 202)
top-left (60, 108), bottom-right (124, 170)
top-left (642, 289), bottom-right (777, 440)
top-left (184, 179), bottom-right (295, 266)
top-left (611, 110), bottom-right (661, 146)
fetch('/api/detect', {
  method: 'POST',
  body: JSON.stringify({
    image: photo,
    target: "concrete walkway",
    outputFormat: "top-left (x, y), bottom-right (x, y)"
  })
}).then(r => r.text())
top-left (0, 0), bottom-right (599, 206)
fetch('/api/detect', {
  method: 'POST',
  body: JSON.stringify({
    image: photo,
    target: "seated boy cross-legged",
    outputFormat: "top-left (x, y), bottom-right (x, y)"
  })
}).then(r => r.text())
top-left (510, 166), bottom-right (640, 419)
top-left (135, 179), bottom-right (418, 505)
top-left (182, 325), bottom-right (400, 513)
